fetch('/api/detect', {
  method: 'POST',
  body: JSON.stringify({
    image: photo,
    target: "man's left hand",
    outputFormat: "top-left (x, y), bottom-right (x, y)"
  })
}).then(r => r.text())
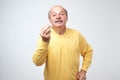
top-left (76, 70), bottom-right (86, 80)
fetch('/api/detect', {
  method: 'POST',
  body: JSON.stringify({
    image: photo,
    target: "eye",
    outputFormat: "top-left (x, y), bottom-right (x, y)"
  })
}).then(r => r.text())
top-left (60, 13), bottom-right (64, 15)
top-left (52, 13), bottom-right (56, 17)
top-left (52, 14), bottom-right (56, 16)
top-left (60, 11), bottom-right (66, 16)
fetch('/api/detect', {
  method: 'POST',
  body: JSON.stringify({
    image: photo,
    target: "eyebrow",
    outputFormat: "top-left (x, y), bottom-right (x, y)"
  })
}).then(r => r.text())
top-left (48, 8), bottom-right (68, 19)
top-left (51, 11), bottom-right (66, 14)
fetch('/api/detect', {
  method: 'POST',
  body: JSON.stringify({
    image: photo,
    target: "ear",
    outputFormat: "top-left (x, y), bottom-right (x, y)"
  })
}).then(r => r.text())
top-left (66, 16), bottom-right (68, 22)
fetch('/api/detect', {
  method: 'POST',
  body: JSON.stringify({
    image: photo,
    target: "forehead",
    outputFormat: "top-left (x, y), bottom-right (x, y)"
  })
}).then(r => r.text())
top-left (50, 6), bottom-right (66, 14)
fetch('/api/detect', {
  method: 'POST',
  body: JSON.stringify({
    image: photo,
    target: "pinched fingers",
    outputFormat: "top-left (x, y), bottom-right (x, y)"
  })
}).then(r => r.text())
top-left (40, 24), bottom-right (51, 38)
top-left (42, 24), bottom-right (51, 34)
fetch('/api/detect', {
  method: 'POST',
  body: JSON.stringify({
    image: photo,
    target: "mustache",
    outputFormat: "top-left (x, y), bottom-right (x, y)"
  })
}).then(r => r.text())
top-left (55, 20), bottom-right (63, 23)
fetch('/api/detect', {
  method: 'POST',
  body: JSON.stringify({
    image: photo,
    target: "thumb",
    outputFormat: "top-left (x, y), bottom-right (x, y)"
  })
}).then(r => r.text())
top-left (76, 72), bottom-right (80, 79)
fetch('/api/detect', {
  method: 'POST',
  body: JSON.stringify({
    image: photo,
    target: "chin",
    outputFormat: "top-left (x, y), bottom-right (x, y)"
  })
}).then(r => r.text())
top-left (54, 25), bottom-right (64, 28)
top-left (53, 24), bottom-right (65, 27)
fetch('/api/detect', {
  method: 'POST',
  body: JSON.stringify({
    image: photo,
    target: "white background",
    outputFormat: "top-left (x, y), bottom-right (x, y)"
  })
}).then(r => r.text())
top-left (0, 0), bottom-right (120, 80)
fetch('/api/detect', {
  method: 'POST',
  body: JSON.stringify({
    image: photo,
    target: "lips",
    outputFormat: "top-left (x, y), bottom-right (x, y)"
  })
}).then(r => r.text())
top-left (55, 20), bottom-right (63, 23)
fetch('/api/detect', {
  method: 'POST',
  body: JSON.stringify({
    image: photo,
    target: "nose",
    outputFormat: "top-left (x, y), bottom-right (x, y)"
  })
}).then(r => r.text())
top-left (56, 14), bottom-right (61, 19)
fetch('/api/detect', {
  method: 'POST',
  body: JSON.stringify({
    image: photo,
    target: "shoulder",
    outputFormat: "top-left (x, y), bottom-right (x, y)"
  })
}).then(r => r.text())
top-left (67, 28), bottom-right (83, 36)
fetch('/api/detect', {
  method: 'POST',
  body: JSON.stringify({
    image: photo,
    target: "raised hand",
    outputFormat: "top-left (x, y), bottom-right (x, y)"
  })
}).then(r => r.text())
top-left (40, 24), bottom-right (51, 42)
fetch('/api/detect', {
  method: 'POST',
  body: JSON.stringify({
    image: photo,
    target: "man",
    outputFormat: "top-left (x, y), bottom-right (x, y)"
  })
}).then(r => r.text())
top-left (32, 5), bottom-right (93, 80)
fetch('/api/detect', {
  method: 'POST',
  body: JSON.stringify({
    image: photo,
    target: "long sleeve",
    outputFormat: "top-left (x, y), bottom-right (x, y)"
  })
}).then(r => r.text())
top-left (32, 37), bottom-right (48, 66)
top-left (32, 28), bottom-right (93, 80)
top-left (79, 33), bottom-right (93, 71)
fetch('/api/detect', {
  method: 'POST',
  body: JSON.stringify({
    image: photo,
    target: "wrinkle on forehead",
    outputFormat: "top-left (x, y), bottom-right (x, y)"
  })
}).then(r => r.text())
top-left (48, 5), bottom-right (68, 18)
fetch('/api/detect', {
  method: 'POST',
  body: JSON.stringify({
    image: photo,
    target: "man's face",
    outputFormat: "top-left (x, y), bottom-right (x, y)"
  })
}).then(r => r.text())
top-left (49, 6), bottom-right (68, 27)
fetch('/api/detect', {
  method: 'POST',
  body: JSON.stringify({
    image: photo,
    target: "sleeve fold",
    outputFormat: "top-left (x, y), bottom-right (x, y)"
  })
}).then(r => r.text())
top-left (32, 37), bottom-right (49, 66)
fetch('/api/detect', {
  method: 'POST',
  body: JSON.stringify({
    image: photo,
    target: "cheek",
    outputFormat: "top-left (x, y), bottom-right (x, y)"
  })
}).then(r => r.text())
top-left (63, 18), bottom-right (68, 23)
top-left (65, 17), bottom-right (68, 21)
top-left (50, 17), bottom-right (55, 21)
top-left (62, 16), bottom-right (68, 21)
top-left (49, 20), bottom-right (56, 26)
top-left (49, 18), bottom-right (54, 23)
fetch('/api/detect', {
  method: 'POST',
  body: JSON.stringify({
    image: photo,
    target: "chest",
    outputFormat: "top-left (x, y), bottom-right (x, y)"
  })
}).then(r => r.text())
top-left (49, 36), bottom-right (80, 54)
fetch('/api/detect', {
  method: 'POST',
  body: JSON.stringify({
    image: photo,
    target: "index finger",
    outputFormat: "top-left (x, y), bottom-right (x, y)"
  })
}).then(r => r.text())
top-left (42, 24), bottom-right (51, 31)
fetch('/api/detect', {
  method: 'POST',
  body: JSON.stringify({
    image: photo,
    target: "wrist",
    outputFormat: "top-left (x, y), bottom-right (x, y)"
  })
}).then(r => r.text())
top-left (41, 37), bottom-right (50, 42)
top-left (81, 69), bottom-right (87, 73)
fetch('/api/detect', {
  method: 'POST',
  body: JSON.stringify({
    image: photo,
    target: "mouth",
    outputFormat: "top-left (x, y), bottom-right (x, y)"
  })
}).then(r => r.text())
top-left (55, 20), bottom-right (63, 23)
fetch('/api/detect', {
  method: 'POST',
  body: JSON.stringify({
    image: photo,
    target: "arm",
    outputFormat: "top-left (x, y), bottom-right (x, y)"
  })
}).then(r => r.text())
top-left (32, 37), bottom-right (49, 66)
top-left (80, 37), bottom-right (93, 71)
top-left (32, 24), bottom-right (51, 66)
top-left (77, 32), bottom-right (93, 80)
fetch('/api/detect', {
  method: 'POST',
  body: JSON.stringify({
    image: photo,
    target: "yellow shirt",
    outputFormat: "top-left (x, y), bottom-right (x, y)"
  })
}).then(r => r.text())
top-left (32, 28), bottom-right (93, 80)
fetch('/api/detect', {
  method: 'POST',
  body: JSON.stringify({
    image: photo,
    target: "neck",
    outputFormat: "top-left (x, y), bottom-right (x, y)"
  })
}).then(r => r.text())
top-left (53, 26), bottom-right (66, 35)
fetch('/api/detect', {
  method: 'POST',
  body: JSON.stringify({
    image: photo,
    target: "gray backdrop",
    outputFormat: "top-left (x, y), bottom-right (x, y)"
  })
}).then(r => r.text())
top-left (0, 0), bottom-right (120, 80)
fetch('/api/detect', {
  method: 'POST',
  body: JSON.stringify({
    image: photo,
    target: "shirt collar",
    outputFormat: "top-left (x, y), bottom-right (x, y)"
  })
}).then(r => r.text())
top-left (51, 28), bottom-right (70, 38)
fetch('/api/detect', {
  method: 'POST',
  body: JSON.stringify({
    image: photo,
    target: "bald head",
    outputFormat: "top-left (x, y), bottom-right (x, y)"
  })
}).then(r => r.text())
top-left (48, 5), bottom-right (68, 19)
